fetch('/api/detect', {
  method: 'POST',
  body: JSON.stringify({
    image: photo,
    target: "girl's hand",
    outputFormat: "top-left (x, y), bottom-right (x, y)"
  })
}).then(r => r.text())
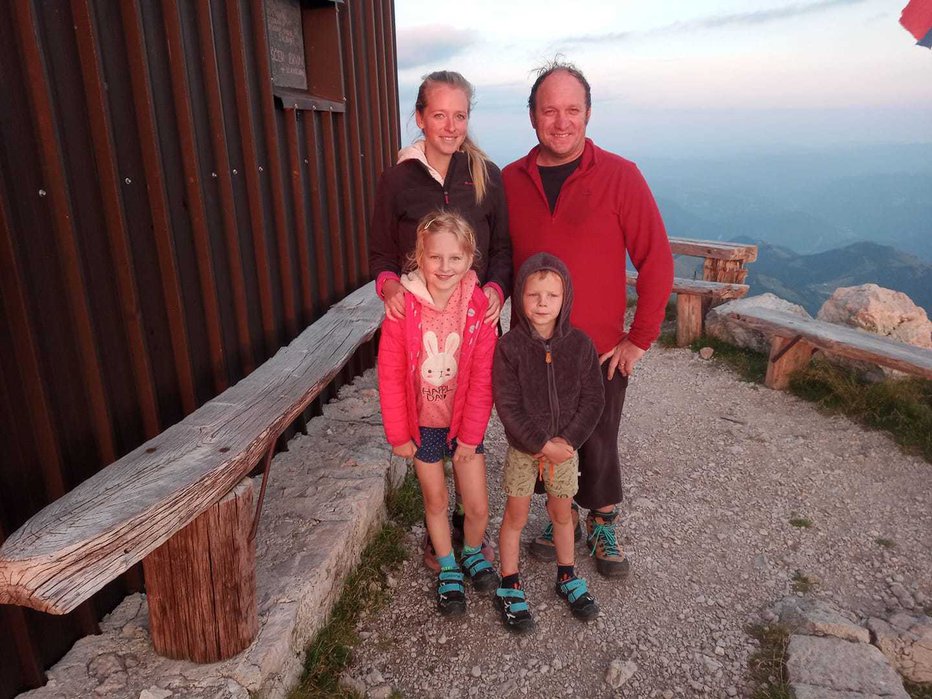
top-left (482, 286), bottom-right (502, 325)
top-left (392, 440), bottom-right (416, 459)
top-left (382, 279), bottom-right (406, 322)
top-left (453, 442), bottom-right (478, 467)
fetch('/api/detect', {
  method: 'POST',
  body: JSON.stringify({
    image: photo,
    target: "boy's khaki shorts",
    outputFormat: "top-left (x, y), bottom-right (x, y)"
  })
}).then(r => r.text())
top-left (502, 447), bottom-right (578, 499)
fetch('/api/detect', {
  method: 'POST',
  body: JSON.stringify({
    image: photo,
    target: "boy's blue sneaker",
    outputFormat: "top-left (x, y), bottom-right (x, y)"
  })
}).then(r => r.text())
top-left (462, 547), bottom-right (499, 593)
top-left (555, 576), bottom-right (599, 621)
top-left (495, 587), bottom-right (535, 634)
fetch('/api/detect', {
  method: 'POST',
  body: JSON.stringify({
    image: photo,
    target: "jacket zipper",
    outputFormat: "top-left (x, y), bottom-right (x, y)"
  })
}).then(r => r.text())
top-left (544, 340), bottom-right (558, 436)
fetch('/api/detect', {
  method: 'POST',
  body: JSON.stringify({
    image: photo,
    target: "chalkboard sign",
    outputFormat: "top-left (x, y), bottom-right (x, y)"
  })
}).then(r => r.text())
top-left (265, 0), bottom-right (308, 90)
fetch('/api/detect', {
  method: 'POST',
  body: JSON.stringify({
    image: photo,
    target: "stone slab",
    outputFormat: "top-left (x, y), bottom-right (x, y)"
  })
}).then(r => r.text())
top-left (786, 635), bottom-right (909, 699)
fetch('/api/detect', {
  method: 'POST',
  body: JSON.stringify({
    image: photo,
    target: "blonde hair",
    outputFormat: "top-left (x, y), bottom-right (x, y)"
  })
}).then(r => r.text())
top-left (415, 71), bottom-right (491, 205)
top-left (406, 210), bottom-right (480, 273)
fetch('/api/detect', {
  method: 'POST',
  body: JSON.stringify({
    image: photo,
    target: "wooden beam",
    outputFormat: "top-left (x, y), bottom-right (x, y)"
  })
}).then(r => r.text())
top-left (626, 270), bottom-right (749, 300)
top-left (0, 284), bottom-right (384, 615)
top-left (766, 336), bottom-right (815, 390)
top-left (668, 237), bottom-right (758, 262)
top-left (720, 307), bottom-right (932, 380)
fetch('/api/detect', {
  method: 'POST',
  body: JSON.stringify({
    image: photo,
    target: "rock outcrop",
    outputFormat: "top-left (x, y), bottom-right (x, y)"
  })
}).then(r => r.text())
top-left (817, 283), bottom-right (932, 379)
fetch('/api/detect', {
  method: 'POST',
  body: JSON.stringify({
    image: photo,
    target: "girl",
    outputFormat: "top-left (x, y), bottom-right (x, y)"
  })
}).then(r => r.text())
top-left (377, 210), bottom-right (499, 616)
top-left (369, 70), bottom-right (510, 571)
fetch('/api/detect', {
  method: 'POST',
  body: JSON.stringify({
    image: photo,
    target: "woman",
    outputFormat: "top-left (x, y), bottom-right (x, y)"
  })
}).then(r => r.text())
top-left (368, 70), bottom-right (511, 571)
top-left (369, 70), bottom-right (512, 326)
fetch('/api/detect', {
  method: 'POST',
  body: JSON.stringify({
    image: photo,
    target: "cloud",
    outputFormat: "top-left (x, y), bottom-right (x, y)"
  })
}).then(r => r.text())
top-left (395, 25), bottom-right (478, 70)
top-left (558, 0), bottom-right (871, 47)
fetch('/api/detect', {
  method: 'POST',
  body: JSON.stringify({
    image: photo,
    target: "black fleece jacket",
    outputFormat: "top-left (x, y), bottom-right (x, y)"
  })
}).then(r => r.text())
top-left (493, 253), bottom-right (605, 454)
top-left (368, 150), bottom-right (512, 297)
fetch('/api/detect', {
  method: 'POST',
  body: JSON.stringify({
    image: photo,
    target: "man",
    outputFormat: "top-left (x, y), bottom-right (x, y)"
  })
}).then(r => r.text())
top-left (502, 60), bottom-right (674, 578)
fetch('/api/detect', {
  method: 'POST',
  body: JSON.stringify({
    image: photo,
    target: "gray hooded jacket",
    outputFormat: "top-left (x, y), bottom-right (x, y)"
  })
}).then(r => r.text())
top-left (492, 253), bottom-right (605, 454)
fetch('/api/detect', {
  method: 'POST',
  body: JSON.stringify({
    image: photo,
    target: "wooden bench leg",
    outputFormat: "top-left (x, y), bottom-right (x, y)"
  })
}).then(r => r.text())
top-left (676, 294), bottom-right (703, 347)
top-left (143, 478), bottom-right (258, 663)
top-left (765, 336), bottom-right (814, 390)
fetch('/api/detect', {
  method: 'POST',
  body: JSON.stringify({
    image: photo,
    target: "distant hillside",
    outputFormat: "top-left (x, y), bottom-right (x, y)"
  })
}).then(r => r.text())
top-left (742, 242), bottom-right (931, 315)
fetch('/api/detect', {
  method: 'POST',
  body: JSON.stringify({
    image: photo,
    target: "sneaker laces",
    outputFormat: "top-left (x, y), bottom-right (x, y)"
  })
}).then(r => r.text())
top-left (589, 522), bottom-right (621, 557)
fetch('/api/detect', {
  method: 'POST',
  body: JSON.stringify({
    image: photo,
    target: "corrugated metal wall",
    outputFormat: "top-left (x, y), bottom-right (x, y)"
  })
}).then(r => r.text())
top-left (0, 1), bottom-right (398, 694)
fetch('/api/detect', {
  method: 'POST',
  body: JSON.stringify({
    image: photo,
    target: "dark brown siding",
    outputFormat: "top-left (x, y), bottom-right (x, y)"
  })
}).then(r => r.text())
top-left (0, 1), bottom-right (398, 694)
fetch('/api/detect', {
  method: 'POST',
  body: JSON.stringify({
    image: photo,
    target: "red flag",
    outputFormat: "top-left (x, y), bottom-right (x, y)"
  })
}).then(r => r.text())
top-left (900, 0), bottom-right (932, 40)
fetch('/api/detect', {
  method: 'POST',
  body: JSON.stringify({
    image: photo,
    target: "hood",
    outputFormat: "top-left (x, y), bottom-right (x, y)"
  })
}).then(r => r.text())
top-left (397, 140), bottom-right (445, 186)
top-left (400, 269), bottom-right (478, 310)
top-left (512, 252), bottom-right (575, 341)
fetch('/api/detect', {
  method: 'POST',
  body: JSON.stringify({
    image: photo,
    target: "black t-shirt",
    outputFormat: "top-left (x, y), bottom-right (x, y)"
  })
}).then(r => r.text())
top-left (538, 156), bottom-right (582, 214)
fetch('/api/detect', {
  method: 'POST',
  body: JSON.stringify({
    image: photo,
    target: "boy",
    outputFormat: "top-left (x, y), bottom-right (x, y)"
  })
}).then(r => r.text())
top-left (492, 252), bottom-right (605, 632)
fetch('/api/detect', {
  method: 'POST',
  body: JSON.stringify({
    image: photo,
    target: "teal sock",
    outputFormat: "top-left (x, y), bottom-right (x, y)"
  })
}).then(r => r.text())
top-left (462, 544), bottom-right (481, 557)
top-left (437, 551), bottom-right (457, 570)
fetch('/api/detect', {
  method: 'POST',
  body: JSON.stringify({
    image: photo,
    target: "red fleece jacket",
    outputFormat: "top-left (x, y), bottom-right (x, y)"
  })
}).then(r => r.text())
top-left (503, 139), bottom-right (673, 353)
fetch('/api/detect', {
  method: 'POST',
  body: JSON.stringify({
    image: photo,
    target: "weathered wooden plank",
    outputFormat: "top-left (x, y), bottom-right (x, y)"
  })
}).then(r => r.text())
top-left (766, 336), bottom-right (816, 390)
top-left (721, 307), bottom-right (932, 380)
top-left (676, 294), bottom-right (703, 347)
top-left (145, 478), bottom-right (256, 662)
top-left (669, 236), bottom-right (758, 262)
top-left (0, 283), bottom-right (383, 614)
top-left (626, 270), bottom-right (749, 300)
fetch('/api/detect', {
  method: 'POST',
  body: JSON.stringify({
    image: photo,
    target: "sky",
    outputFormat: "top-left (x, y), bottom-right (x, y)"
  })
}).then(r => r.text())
top-left (392, 0), bottom-right (932, 164)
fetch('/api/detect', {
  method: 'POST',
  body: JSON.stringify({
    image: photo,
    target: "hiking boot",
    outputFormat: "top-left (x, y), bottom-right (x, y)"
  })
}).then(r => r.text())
top-left (528, 504), bottom-right (582, 561)
top-left (555, 576), bottom-right (600, 621)
top-left (586, 508), bottom-right (631, 579)
top-left (462, 548), bottom-right (499, 593)
top-left (495, 587), bottom-right (536, 634)
top-left (437, 566), bottom-right (466, 617)
top-left (451, 510), bottom-right (496, 564)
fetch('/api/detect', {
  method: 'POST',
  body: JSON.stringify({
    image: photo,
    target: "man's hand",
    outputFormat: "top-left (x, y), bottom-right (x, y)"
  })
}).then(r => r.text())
top-left (540, 438), bottom-right (574, 465)
top-left (599, 339), bottom-right (646, 380)
top-left (382, 279), bottom-right (405, 322)
top-left (453, 442), bottom-right (478, 467)
top-left (392, 440), bottom-right (416, 459)
top-left (482, 286), bottom-right (502, 325)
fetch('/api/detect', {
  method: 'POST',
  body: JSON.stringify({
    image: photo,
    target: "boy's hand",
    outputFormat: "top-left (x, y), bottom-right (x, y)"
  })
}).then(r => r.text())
top-left (382, 279), bottom-right (406, 322)
top-left (541, 439), bottom-right (574, 465)
top-left (392, 440), bottom-right (416, 459)
top-left (453, 442), bottom-right (478, 467)
top-left (599, 339), bottom-right (646, 379)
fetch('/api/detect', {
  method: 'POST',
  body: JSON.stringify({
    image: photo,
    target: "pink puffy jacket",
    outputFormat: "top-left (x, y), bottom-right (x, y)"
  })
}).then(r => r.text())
top-left (378, 284), bottom-right (496, 449)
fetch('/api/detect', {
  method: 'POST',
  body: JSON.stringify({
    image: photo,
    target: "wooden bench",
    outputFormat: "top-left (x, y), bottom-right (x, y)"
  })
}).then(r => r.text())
top-left (0, 283), bottom-right (383, 663)
top-left (668, 236), bottom-right (758, 285)
top-left (717, 306), bottom-right (932, 389)
top-left (626, 270), bottom-right (750, 347)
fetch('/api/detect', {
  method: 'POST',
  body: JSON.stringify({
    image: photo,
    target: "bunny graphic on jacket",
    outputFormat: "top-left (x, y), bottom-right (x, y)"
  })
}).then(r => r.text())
top-left (421, 330), bottom-right (461, 388)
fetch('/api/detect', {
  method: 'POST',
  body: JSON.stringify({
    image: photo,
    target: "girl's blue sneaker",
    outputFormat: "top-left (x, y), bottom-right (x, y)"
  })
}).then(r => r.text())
top-left (555, 576), bottom-right (600, 621)
top-left (495, 587), bottom-right (535, 634)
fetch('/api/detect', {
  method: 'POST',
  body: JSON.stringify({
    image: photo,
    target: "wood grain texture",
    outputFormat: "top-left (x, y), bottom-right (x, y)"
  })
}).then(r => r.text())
top-left (626, 271), bottom-right (750, 300)
top-left (766, 336), bottom-right (816, 390)
top-left (144, 479), bottom-right (256, 662)
top-left (723, 307), bottom-right (932, 380)
top-left (676, 294), bottom-right (703, 347)
top-left (668, 237), bottom-right (758, 263)
top-left (0, 284), bottom-right (383, 614)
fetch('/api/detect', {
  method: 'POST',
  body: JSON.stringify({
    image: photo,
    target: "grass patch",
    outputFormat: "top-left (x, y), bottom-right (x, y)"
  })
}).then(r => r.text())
top-left (906, 681), bottom-right (932, 699)
top-left (875, 537), bottom-right (896, 549)
top-left (689, 334), bottom-right (768, 383)
top-left (746, 623), bottom-right (791, 699)
top-left (657, 331), bottom-right (678, 348)
top-left (664, 299), bottom-right (677, 322)
top-left (791, 571), bottom-right (816, 594)
top-left (788, 360), bottom-right (932, 463)
top-left (290, 470), bottom-right (423, 699)
top-left (789, 516), bottom-right (812, 529)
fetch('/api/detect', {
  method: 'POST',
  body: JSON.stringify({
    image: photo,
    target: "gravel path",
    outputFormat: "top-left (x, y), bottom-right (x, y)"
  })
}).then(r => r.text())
top-left (345, 340), bottom-right (932, 698)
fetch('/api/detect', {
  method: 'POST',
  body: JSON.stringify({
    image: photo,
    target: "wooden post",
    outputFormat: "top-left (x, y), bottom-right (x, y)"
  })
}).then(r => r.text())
top-left (143, 478), bottom-right (257, 663)
top-left (702, 258), bottom-right (747, 315)
top-left (765, 336), bottom-right (814, 390)
top-left (676, 294), bottom-right (703, 347)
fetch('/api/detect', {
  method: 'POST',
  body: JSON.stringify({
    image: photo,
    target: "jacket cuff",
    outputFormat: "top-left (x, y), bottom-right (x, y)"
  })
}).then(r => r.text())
top-left (483, 282), bottom-right (504, 304)
top-left (376, 271), bottom-right (400, 299)
top-left (624, 329), bottom-right (654, 351)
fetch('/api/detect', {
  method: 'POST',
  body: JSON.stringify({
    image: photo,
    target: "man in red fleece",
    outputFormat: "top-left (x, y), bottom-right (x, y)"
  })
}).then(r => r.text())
top-left (502, 60), bottom-right (674, 578)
